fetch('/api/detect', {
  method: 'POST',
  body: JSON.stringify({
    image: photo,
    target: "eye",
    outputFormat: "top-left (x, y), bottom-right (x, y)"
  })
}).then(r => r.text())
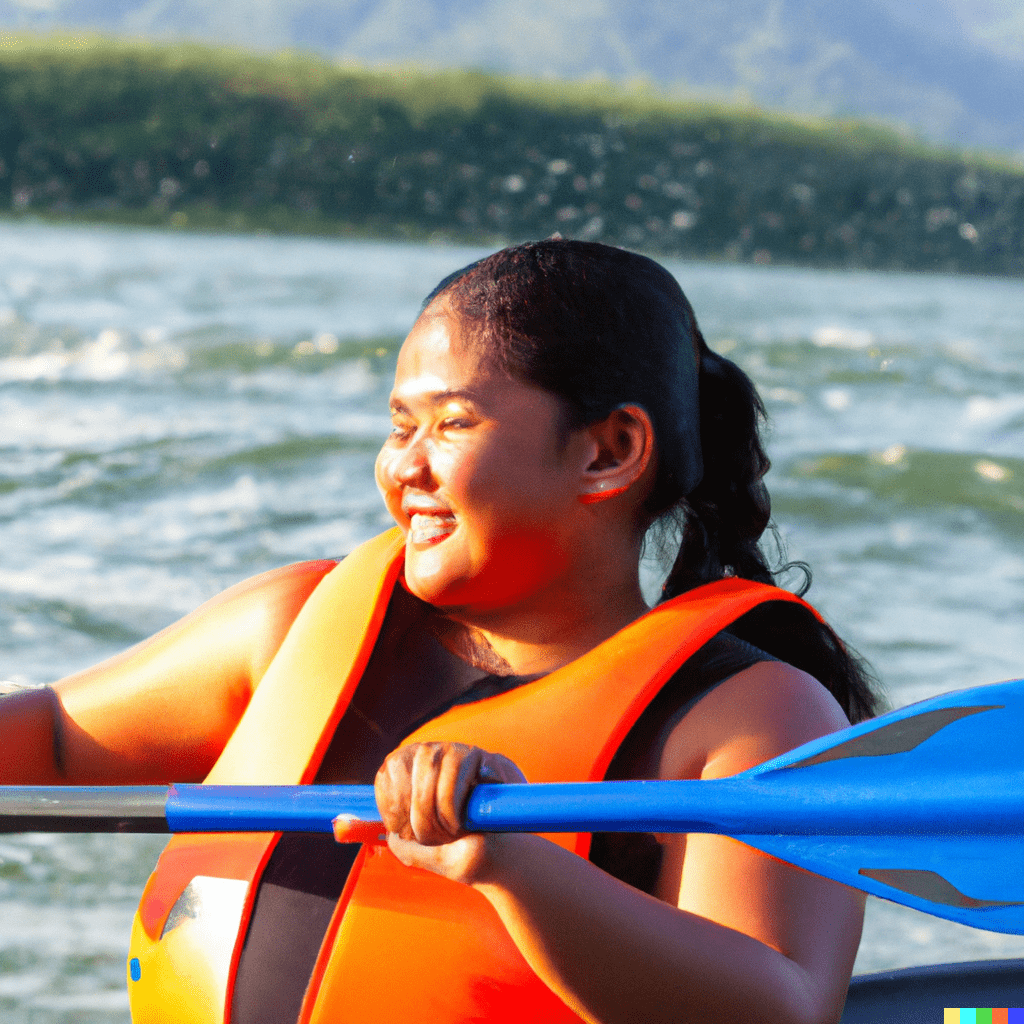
top-left (440, 416), bottom-right (471, 430)
top-left (387, 414), bottom-right (414, 441)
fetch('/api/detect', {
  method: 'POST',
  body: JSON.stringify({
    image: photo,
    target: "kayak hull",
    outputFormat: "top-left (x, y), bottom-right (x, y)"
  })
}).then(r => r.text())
top-left (842, 959), bottom-right (1024, 1022)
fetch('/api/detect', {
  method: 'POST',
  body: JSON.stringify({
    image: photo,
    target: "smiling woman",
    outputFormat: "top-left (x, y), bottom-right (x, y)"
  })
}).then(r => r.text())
top-left (0, 238), bottom-right (878, 1024)
top-left (378, 306), bottom-right (597, 623)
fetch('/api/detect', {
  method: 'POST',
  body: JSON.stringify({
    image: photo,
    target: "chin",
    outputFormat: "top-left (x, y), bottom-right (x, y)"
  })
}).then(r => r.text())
top-left (403, 533), bottom-right (560, 614)
top-left (403, 548), bottom-right (465, 607)
top-left (403, 566), bottom-right (499, 617)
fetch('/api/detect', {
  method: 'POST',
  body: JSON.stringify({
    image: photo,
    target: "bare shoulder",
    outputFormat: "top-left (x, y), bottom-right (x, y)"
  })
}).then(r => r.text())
top-left (209, 559), bottom-right (339, 680)
top-left (57, 558), bottom-right (339, 693)
top-left (49, 558), bottom-right (338, 783)
top-left (191, 558), bottom-right (339, 615)
top-left (655, 663), bottom-right (865, 1018)
top-left (658, 661), bottom-right (851, 783)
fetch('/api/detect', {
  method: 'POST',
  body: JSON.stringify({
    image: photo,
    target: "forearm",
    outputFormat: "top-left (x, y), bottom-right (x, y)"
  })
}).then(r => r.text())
top-left (472, 833), bottom-right (828, 1024)
top-left (0, 686), bottom-right (65, 783)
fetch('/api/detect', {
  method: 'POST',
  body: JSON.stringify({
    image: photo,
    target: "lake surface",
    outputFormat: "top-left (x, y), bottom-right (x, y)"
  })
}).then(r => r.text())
top-left (1, 221), bottom-right (1023, 1021)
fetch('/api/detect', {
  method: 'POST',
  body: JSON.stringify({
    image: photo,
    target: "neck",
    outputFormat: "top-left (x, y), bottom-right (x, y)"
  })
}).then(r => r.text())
top-left (445, 572), bottom-right (651, 677)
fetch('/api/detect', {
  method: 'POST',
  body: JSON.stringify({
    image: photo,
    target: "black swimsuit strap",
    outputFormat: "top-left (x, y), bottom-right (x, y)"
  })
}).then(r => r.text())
top-left (399, 670), bottom-right (545, 740)
top-left (589, 631), bottom-right (775, 895)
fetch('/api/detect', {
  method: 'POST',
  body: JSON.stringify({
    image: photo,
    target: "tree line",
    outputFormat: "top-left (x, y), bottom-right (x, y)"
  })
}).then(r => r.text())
top-left (1, 35), bottom-right (1022, 275)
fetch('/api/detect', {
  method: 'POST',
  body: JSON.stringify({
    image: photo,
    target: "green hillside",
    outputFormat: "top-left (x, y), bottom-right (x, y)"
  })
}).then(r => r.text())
top-left (1, 34), bottom-right (1022, 274)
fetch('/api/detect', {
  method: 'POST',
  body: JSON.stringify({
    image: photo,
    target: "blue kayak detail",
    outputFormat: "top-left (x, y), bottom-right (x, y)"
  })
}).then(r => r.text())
top-left (842, 958), bottom-right (1024, 1023)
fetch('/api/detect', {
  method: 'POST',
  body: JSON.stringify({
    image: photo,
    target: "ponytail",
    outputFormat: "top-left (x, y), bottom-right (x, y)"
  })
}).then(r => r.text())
top-left (660, 338), bottom-right (775, 596)
top-left (658, 335), bottom-right (881, 724)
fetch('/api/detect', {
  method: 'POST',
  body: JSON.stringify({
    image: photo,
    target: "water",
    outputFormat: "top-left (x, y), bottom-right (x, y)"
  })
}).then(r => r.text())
top-left (1, 220), bottom-right (1022, 1020)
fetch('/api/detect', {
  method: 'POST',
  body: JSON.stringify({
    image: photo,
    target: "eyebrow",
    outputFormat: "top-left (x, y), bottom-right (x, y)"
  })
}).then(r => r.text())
top-left (388, 389), bottom-right (483, 413)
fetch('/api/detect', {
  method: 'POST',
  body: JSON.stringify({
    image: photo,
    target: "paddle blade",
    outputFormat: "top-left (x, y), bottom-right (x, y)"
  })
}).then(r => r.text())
top-left (738, 833), bottom-right (1024, 934)
top-left (742, 677), bottom-right (1022, 780)
top-left (731, 677), bottom-right (1024, 933)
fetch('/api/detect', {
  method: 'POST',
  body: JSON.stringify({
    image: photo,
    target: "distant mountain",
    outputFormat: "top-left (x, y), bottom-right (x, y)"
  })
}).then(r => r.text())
top-left (2, 0), bottom-right (1023, 153)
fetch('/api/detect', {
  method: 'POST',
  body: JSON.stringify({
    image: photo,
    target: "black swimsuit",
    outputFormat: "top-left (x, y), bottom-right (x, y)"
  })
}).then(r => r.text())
top-left (590, 631), bottom-right (773, 893)
top-left (230, 631), bottom-right (774, 1024)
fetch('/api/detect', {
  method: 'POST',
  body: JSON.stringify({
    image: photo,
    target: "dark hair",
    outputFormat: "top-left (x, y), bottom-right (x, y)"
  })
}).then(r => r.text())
top-left (432, 239), bottom-right (879, 722)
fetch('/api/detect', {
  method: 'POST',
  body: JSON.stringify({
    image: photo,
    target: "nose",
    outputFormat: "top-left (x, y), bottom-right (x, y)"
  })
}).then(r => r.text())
top-left (380, 431), bottom-right (434, 492)
top-left (396, 439), bottom-right (431, 486)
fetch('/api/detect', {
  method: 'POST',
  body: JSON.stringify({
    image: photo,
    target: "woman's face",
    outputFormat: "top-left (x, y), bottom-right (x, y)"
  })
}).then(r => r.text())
top-left (376, 303), bottom-right (592, 615)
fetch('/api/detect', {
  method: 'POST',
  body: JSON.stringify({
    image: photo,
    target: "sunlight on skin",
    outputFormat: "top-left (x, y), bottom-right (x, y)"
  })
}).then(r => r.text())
top-left (375, 299), bottom-right (653, 676)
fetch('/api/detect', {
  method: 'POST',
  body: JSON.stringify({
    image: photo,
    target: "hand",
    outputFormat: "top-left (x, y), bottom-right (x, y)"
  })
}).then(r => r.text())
top-left (374, 742), bottom-right (525, 884)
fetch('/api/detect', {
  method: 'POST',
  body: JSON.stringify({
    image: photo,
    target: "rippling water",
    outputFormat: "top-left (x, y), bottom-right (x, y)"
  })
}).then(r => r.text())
top-left (1, 221), bottom-right (1023, 1020)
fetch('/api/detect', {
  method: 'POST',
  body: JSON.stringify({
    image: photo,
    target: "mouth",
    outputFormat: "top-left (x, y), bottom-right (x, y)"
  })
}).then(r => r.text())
top-left (408, 512), bottom-right (457, 545)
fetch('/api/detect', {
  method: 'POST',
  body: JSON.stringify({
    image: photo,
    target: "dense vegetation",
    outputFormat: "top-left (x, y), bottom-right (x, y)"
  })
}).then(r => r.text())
top-left (2, 34), bottom-right (1022, 275)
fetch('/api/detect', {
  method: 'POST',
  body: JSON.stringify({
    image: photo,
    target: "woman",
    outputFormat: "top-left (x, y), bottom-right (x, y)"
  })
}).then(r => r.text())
top-left (1, 239), bottom-right (877, 1023)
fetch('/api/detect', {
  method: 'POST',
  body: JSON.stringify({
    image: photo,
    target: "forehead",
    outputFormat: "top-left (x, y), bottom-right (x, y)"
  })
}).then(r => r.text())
top-left (390, 305), bottom-right (568, 430)
top-left (391, 306), bottom-right (490, 397)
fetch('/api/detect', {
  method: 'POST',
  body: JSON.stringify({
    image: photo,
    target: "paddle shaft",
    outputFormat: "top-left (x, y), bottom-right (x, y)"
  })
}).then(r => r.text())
top-left (0, 785), bottom-right (170, 833)
top-left (0, 775), bottom-right (1018, 836)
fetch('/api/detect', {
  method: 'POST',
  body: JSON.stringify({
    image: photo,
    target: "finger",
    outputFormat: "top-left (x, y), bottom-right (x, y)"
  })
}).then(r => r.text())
top-left (375, 747), bottom-right (415, 835)
top-left (385, 830), bottom-right (423, 868)
top-left (408, 742), bottom-right (447, 843)
top-left (438, 745), bottom-right (483, 838)
top-left (480, 752), bottom-right (527, 785)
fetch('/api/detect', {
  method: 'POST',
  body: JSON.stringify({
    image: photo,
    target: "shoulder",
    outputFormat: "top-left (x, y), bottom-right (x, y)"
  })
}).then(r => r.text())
top-left (46, 559), bottom-right (341, 783)
top-left (657, 660), bottom-right (851, 782)
top-left (184, 558), bottom-right (339, 632)
top-left (212, 558), bottom-right (339, 604)
top-left (168, 557), bottom-right (339, 647)
top-left (217, 559), bottom-right (339, 682)
top-left (68, 558), bottom-right (340, 698)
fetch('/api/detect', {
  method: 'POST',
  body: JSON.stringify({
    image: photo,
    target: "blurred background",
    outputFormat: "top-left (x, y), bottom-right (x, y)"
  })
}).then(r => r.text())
top-left (2, 0), bottom-right (1024, 153)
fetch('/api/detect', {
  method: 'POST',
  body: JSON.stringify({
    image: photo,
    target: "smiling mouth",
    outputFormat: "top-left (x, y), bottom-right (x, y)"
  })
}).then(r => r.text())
top-left (409, 512), bottom-right (456, 545)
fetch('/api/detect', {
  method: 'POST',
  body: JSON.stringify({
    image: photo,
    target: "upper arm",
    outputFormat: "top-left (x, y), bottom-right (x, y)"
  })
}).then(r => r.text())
top-left (47, 559), bottom-right (337, 784)
top-left (656, 663), bottom-right (865, 1023)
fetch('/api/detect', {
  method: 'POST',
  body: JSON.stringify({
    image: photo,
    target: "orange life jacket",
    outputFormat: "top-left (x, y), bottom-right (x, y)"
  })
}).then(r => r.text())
top-left (126, 528), bottom-right (817, 1023)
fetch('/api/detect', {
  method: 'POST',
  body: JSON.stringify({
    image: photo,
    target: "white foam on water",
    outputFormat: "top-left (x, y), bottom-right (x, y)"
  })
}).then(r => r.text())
top-left (0, 333), bottom-right (189, 384)
top-left (965, 394), bottom-right (1024, 427)
top-left (821, 387), bottom-right (853, 411)
top-left (812, 325), bottom-right (876, 349)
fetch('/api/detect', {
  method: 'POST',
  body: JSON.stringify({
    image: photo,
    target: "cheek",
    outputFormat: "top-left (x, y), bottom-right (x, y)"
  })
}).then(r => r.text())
top-left (466, 453), bottom-right (569, 524)
top-left (460, 463), bottom-right (571, 566)
top-left (453, 435), bottom-right (535, 504)
top-left (375, 450), bottom-right (401, 517)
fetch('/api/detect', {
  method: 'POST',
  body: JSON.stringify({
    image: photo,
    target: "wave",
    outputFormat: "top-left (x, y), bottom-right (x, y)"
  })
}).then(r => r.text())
top-left (0, 432), bottom-right (388, 515)
top-left (781, 446), bottom-right (1024, 535)
top-left (0, 320), bottom-right (402, 384)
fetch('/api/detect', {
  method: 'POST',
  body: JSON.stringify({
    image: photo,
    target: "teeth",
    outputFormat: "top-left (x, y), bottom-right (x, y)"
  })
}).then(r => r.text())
top-left (409, 513), bottom-right (456, 543)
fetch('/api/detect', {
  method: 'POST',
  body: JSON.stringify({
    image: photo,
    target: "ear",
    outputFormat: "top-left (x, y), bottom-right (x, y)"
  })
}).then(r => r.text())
top-left (578, 404), bottom-right (655, 504)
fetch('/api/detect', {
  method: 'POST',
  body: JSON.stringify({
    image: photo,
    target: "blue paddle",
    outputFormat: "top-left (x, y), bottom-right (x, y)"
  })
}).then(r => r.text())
top-left (3, 678), bottom-right (1023, 934)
